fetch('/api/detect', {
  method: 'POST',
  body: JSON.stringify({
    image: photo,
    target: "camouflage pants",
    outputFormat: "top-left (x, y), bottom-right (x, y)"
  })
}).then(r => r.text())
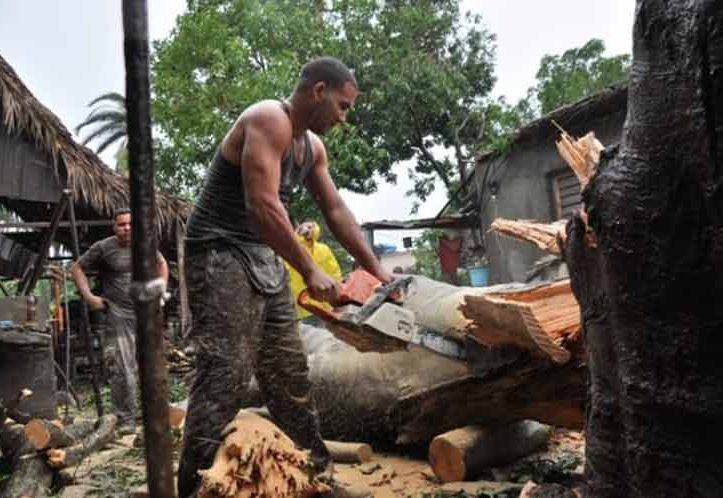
top-left (105, 311), bottom-right (138, 428)
top-left (177, 248), bottom-right (329, 498)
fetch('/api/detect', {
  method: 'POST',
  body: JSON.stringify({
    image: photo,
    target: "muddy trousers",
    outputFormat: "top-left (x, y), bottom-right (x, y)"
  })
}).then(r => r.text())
top-left (177, 248), bottom-right (329, 498)
top-left (105, 311), bottom-right (138, 428)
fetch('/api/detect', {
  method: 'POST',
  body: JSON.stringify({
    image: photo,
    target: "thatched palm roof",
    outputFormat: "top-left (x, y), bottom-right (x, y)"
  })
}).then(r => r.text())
top-left (0, 54), bottom-right (190, 244)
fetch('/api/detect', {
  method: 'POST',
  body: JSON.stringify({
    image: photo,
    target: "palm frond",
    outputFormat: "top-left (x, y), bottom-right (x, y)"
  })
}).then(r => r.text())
top-left (76, 110), bottom-right (126, 134)
top-left (87, 91), bottom-right (125, 108)
top-left (95, 129), bottom-right (127, 155)
top-left (80, 121), bottom-right (126, 147)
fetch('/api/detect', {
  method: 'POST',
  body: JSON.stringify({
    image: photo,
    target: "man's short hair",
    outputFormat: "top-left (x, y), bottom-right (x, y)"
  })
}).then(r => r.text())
top-left (112, 208), bottom-right (131, 221)
top-left (296, 57), bottom-right (357, 92)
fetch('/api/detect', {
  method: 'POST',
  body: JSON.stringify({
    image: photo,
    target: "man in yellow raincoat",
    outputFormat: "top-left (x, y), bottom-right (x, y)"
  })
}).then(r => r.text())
top-left (286, 221), bottom-right (343, 322)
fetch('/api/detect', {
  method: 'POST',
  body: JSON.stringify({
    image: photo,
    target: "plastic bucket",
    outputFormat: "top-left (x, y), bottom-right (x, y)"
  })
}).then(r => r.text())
top-left (468, 266), bottom-right (490, 287)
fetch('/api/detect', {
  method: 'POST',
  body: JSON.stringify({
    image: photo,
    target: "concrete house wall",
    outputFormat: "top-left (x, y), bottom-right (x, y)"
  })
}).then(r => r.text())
top-left (474, 85), bottom-right (628, 284)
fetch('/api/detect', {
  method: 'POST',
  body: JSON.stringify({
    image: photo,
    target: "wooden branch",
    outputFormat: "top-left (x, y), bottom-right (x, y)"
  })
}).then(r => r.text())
top-left (490, 218), bottom-right (568, 255)
top-left (46, 414), bottom-right (117, 469)
top-left (0, 388), bottom-right (34, 424)
top-left (428, 421), bottom-right (551, 483)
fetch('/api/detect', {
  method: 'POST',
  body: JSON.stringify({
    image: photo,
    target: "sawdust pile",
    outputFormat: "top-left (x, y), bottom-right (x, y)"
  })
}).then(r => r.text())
top-left (198, 410), bottom-right (329, 498)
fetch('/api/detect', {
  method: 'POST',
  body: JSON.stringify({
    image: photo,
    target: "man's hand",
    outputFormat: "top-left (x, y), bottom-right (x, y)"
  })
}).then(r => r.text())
top-left (86, 295), bottom-right (106, 311)
top-left (304, 268), bottom-right (339, 304)
top-left (374, 268), bottom-right (395, 284)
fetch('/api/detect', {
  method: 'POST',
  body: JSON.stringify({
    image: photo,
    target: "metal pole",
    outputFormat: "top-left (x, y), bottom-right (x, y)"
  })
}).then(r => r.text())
top-left (122, 2), bottom-right (175, 497)
top-left (65, 189), bottom-right (104, 418)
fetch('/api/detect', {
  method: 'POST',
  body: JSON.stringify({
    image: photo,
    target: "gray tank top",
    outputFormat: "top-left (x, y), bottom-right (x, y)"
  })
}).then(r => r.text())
top-left (186, 101), bottom-right (315, 294)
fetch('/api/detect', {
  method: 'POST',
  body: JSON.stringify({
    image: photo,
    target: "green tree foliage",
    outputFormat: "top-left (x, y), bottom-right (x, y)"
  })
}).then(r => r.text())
top-left (531, 38), bottom-right (630, 115)
top-left (151, 0), bottom-right (502, 205)
top-left (76, 92), bottom-right (128, 174)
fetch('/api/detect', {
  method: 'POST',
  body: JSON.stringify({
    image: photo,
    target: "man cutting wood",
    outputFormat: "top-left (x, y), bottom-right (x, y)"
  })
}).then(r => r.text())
top-left (178, 57), bottom-right (391, 498)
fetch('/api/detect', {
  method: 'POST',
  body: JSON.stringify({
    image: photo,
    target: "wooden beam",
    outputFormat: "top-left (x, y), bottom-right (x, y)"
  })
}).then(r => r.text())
top-left (20, 192), bottom-right (68, 295)
top-left (0, 220), bottom-right (112, 231)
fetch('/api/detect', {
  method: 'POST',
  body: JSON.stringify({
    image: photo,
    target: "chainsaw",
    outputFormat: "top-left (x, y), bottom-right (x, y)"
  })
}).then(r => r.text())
top-left (298, 269), bottom-right (466, 359)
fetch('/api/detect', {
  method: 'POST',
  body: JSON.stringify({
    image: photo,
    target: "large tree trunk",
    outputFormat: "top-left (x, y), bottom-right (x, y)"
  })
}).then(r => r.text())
top-left (563, 1), bottom-right (723, 497)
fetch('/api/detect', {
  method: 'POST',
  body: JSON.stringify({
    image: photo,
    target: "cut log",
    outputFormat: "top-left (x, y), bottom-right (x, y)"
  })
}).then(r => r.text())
top-left (324, 440), bottom-right (373, 463)
top-left (460, 279), bottom-right (581, 364)
top-left (198, 409), bottom-right (329, 498)
top-left (46, 414), bottom-right (117, 469)
top-left (428, 421), bottom-right (551, 482)
top-left (23, 419), bottom-right (76, 450)
top-left (0, 421), bottom-right (53, 498)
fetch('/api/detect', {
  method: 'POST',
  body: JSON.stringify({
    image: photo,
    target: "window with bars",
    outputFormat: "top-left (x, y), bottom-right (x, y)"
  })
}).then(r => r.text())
top-left (551, 170), bottom-right (583, 219)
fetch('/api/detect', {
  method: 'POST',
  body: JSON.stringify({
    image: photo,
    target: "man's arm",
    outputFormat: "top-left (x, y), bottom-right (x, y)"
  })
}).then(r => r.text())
top-left (238, 106), bottom-right (339, 302)
top-left (157, 252), bottom-right (169, 285)
top-left (70, 262), bottom-right (106, 310)
top-left (305, 136), bottom-right (392, 283)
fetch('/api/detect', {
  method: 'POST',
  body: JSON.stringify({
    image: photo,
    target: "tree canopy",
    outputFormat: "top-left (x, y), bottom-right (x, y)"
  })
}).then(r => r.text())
top-left (151, 0), bottom-right (501, 206)
top-left (530, 38), bottom-right (630, 115)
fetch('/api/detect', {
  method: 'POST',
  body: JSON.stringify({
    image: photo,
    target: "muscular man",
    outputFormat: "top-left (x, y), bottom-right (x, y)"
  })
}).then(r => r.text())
top-left (178, 57), bottom-right (391, 497)
top-left (71, 208), bottom-right (169, 434)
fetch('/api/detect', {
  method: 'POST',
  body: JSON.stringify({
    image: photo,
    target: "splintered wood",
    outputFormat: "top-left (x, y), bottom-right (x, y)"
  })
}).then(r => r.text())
top-left (489, 219), bottom-right (567, 254)
top-left (553, 124), bottom-right (604, 189)
top-left (461, 280), bottom-right (581, 364)
top-left (198, 410), bottom-right (329, 498)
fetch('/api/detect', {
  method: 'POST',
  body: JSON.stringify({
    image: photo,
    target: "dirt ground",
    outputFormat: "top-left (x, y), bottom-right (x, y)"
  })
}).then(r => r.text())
top-left (54, 418), bottom-right (583, 498)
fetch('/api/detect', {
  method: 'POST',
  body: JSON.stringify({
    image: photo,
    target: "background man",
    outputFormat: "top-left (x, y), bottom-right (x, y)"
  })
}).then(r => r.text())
top-left (179, 57), bottom-right (392, 497)
top-left (71, 208), bottom-right (169, 434)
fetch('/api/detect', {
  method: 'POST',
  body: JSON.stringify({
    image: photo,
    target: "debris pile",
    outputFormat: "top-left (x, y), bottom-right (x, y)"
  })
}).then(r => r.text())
top-left (198, 410), bottom-right (329, 498)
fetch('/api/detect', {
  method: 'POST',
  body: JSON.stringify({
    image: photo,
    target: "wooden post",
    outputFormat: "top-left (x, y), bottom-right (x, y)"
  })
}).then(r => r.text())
top-left (122, 1), bottom-right (175, 496)
top-left (175, 220), bottom-right (189, 337)
top-left (65, 189), bottom-right (104, 418)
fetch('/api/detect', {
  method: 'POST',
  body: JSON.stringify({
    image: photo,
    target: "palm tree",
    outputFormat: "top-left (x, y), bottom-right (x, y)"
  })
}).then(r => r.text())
top-left (75, 92), bottom-right (127, 173)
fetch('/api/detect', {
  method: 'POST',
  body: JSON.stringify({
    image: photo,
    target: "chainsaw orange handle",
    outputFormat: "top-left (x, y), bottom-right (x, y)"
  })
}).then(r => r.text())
top-left (298, 289), bottom-right (341, 322)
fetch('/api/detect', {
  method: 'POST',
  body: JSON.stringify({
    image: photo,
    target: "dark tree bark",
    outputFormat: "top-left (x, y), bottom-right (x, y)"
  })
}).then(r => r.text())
top-left (563, 1), bottom-right (723, 497)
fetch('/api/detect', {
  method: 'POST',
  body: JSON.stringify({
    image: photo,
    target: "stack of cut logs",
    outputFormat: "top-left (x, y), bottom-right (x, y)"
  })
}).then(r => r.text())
top-left (0, 389), bottom-right (118, 498)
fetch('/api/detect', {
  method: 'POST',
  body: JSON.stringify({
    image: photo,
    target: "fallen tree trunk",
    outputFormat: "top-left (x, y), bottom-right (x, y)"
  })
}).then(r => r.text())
top-left (428, 421), bottom-right (551, 483)
top-left (239, 309), bottom-right (586, 446)
top-left (561, 2), bottom-right (723, 496)
top-left (46, 414), bottom-right (117, 469)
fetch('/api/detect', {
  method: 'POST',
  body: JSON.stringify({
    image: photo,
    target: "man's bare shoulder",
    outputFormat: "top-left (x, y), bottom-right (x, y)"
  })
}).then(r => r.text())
top-left (223, 100), bottom-right (291, 160)
top-left (306, 131), bottom-right (328, 165)
top-left (239, 100), bottom-right (291, 134)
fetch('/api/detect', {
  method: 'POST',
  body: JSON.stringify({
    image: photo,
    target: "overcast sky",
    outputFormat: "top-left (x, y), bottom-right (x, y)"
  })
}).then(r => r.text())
top-left (0, 0), bottom-right (634, 246)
